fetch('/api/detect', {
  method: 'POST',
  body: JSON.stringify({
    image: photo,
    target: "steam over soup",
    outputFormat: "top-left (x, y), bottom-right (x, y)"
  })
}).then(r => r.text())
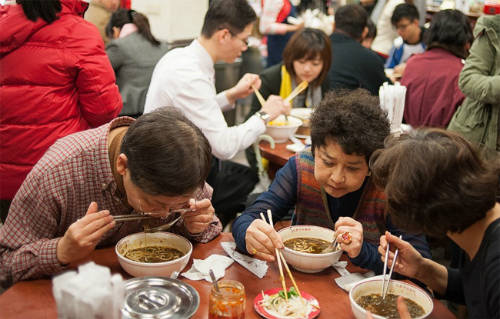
top-left (124, 246), bottom-right (184, 263)
top-left (356, 293), bottom-right (425, 319)
top-left (284, 237), bottom-right (331, 254)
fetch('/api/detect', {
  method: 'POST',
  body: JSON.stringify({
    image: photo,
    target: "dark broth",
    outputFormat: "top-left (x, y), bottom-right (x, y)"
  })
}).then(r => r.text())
top-left (124, 246), bottom-right (184, 263)
top-left (284, 237), bottom-right (330, 254)
top-left (357, 293), bottom-right (425, 319)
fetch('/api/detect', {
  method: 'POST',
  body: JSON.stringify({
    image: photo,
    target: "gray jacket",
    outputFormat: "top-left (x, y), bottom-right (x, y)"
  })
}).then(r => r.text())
top-left (106, 32), bottom-right (169, 116)
top-left (448, 15), bottom-right (500, 154)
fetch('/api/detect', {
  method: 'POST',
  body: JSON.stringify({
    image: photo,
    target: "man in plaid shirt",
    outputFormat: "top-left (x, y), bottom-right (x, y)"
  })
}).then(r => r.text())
top-left (0, 108), bottom-right (222, 287)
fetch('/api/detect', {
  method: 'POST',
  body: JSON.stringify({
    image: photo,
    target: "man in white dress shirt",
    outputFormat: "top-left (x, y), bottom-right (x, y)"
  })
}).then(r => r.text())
top-left (144, 0), bottom-right (290, 226)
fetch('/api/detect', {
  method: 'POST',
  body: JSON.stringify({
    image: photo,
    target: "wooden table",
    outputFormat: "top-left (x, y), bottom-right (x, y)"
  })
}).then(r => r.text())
top-left (258, 140), bottom-right (296, 179)
top-left (0, 233), bottom-right (456, 319)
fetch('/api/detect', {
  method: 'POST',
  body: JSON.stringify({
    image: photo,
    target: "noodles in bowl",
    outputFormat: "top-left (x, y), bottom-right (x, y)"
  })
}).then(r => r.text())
top-left (278, 225), bottom-right (343, 273)
top-left (115, 232), bottom-right (192, 277)
top-left (124, 246), bottom-right (184, 263)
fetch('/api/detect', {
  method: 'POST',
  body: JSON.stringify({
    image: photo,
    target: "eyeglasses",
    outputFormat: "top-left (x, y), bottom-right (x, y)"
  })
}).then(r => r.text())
top-left (395, 23), bottom-right (411, 31)
top-left (228, 30), bottom-right (249, 47)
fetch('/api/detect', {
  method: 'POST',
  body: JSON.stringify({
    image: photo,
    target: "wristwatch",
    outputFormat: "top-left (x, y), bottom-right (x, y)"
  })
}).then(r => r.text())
top-left (256, 110), bottom-right (271, 124)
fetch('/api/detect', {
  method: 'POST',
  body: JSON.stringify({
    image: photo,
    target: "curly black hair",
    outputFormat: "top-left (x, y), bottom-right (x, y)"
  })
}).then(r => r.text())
top-left (370, 128), bottom-right (499, 237)
top-left (310, 89), bottom-right (390, 161)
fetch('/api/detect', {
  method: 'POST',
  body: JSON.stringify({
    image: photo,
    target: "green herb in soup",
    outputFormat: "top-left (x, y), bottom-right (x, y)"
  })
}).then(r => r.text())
top-left (124, 246), bottom-right (184, 263)
top-left (284, 237), bottom-right (331, 254)
top-left (356, 293), bottom-right (425, 319)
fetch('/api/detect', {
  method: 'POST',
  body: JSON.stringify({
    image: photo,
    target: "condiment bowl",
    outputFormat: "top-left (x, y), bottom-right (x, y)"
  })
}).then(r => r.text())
top-left (349, 276), bottom-right (433, 319)
top-left (266, 115), bottom-right (302, 143)
top-left (115, 232), bottom-right (192, 277)
top-left (278, 225), bottom-right (342, 273)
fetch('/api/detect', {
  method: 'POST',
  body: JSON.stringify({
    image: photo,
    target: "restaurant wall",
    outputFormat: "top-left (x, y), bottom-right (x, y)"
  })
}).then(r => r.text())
top-left (131, 0), bottom-right (208, 42)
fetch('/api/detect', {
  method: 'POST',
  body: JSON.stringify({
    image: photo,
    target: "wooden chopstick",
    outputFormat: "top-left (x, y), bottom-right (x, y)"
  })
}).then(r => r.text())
top-left (260, 212), bottom-right (288, 301)
top-left (264, 209), bottom-right (302, 299)
top-left (252, 84), bottom-right (266, 107)
top-left (284, 81), bottom-right (308, 103)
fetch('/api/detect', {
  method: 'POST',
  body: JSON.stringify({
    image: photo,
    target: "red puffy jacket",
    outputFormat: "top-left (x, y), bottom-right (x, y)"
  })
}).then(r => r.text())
top-left (0, 0), bottom-right (122, 200)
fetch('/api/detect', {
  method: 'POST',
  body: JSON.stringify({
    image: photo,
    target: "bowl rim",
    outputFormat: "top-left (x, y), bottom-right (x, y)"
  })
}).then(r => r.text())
top-left (115, 231), bottom-right (193, 267)
top-left (349, 277), bottom-right (434, 319)
top-left (278, 225), bottom-right (342, 258)
top-left (266, 116), bottom-right (303, 128)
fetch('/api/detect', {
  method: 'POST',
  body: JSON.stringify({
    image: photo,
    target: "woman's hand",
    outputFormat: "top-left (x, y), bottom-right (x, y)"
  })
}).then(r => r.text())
top-left (335, 217), bottom-right (364, 258)
top-left (182, 199), bottom-right (215, 234)
top-left (378, 231), bottom-right (424, 279)
top-left (56, 202), bottom-right (115, 265)
top-left (245, 219), bottom-right (283, 262)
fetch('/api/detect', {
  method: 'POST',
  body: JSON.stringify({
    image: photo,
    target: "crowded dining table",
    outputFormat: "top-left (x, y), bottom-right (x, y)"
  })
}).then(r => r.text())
top-left (0, 232), bottom-right (456, 319)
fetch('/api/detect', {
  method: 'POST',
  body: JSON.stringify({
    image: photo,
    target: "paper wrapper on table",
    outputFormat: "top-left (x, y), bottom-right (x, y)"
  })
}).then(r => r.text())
top-left (221, 241), bottom-right (269, 278)
top-left (332, 261), bottom-right (375, 292)
top-left (52, 262), bottom-right (124, 319)
top-left (181, 254), bottom-right (234, 282)
top-left (379, 82), bottom-right (407, 134)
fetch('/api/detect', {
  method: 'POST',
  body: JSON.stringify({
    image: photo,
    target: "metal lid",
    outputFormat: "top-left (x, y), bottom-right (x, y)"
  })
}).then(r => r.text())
top-left (122, 276), bottom-right (199, 319)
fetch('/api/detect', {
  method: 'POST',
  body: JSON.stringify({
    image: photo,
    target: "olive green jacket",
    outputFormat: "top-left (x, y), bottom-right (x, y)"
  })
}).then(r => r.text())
top-left (447, 15), bottom-right (500, 154)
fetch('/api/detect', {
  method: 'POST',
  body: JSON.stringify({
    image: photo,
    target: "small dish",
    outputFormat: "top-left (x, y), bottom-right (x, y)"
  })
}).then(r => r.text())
top-left (254, 287), bottom-right (320, 319)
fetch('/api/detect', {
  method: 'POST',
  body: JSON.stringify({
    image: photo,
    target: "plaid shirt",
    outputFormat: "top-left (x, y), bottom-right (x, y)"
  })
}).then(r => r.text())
top-left (0, 117), bottom-right (222, 286)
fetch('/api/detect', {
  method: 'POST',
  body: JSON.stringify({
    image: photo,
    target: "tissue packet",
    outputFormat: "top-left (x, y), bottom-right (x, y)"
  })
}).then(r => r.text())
top-left (221, 241), bottom-right (268, 278)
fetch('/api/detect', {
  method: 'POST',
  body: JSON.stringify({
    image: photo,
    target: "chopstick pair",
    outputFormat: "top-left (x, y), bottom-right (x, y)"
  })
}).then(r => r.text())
top-left (284, 81), bottom-right (308, 103)
top-left (381, 234), bottom-right (403, 299)
top-left (259, 209), bottom-right (302, 302)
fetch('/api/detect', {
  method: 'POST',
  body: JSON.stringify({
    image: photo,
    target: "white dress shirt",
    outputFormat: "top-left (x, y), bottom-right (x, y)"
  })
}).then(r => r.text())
top-left (144, 40), bottom-right (266, 160)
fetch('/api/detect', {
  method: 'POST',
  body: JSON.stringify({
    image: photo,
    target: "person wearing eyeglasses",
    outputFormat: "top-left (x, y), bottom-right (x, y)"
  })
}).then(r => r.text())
top-left (144, 0), bottom-right (291, 227)
top-left (0, 108), bottom-right (222, 288)
top-left (384, 3), bottom-right (426, 75)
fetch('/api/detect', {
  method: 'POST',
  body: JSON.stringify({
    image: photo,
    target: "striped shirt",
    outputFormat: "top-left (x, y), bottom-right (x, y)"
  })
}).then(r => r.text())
top-left (0, 117), bottom-right (221, 286)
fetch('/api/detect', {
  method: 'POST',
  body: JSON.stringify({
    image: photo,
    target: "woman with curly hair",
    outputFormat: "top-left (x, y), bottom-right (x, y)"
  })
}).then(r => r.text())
top-left (371, 128), bottom-right (500, 318)
top-left (232, 89), bottom-right (430, 274)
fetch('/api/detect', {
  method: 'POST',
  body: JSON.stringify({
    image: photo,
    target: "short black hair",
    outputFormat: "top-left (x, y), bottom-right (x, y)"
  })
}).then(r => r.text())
top-left (334, 4), bottom-right (368, 40)
top-left (121, 107), bottom-right (212, 196)
top-left (425, 9), bottom-right (473, 59)
top-left (366, 18), bottom-right (377, 39)
top-left (201, 0), bottom-right (257, 38)
top-left (310, 89), bottom-right (390, 161)
top-left (391, 3), bottom-right (419, 26)
top-left (17, 0), bottom-right (62, 23)
top-left (370, 128), bottom-right (499, 237)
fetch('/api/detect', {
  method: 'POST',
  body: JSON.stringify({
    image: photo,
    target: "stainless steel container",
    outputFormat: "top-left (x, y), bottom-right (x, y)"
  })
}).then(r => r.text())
top-left (122, 277), bottom-right (199, 319)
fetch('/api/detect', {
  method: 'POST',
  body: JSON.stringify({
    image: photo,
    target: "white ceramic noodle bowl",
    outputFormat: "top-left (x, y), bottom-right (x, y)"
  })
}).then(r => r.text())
top-left (349, 276), bottom-right (433, 319)
top-left (278, 225), bottom-right (343, 273)
top-left (115, 232), bottom-right (192, 277)
top-left (265, 115), bottom-right (302, 143)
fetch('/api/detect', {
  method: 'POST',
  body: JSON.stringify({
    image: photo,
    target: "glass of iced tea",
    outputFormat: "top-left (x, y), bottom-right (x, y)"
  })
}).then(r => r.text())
top-left (209, 280), bottom-right (245, 319)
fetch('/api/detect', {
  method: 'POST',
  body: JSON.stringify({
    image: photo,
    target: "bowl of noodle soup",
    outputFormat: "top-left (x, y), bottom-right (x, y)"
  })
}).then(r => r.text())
top-left (278, 225), bottom-right (342, 273)
top-left (115, 232), bottom-right (192, 277)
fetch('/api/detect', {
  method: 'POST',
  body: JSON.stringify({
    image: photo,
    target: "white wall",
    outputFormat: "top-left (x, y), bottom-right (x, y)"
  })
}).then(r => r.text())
top-left (131, 0), bottom-right (208, 42)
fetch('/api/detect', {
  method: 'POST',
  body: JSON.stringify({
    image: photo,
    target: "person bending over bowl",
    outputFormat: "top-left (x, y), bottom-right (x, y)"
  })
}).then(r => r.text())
top-left (232, 89), bottom-right (430, 274)
top-left (0, 108), bottom-right (222, 288)
top-left (371, 128), bottom-right (500, 318)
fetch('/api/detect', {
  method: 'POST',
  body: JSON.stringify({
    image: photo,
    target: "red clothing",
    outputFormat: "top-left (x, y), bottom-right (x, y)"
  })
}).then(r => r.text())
top-left (0, 0), bottom-right (122, 200)
top-left (401, 48), bottom-right (465, 128)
